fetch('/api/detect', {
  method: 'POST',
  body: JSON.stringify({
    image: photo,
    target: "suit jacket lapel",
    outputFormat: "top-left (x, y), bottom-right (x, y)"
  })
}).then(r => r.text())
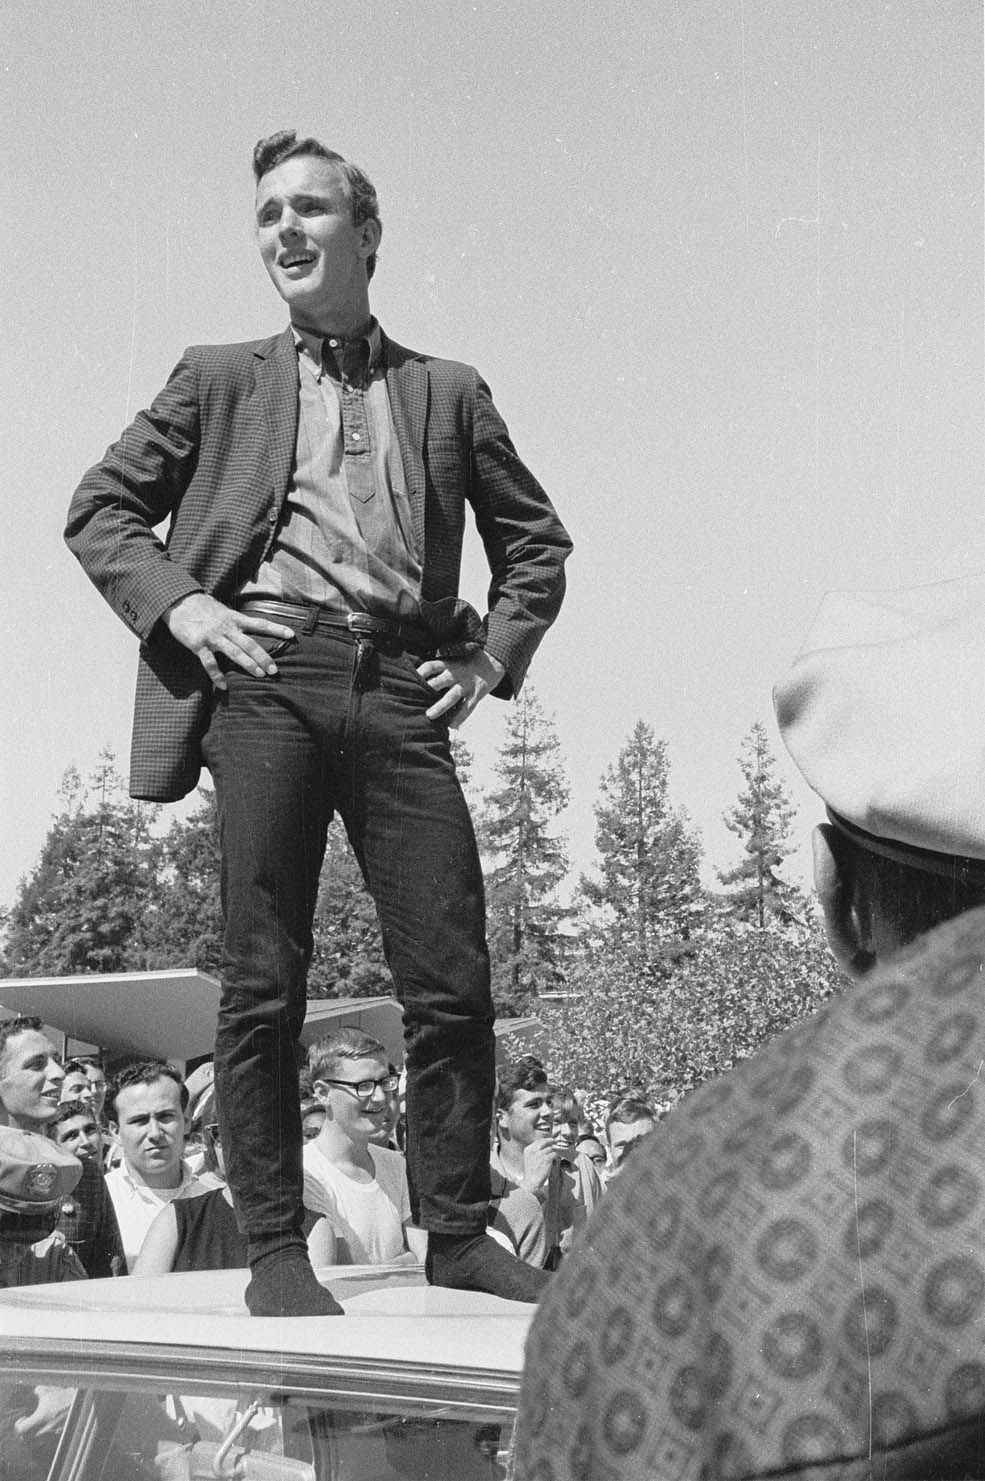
top-left (253, 328), bottom-right (299, 513)
top-left (384, 341), bottom-right (429, 560)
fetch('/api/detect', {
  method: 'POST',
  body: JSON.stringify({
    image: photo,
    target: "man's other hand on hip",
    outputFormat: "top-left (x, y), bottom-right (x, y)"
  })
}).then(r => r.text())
top-left (417, 650), bottom-right (505, 728)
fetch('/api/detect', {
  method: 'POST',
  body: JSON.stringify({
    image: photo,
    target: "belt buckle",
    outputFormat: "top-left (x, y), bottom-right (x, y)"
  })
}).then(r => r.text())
top-left (347, 612), bottom-right (382, 639)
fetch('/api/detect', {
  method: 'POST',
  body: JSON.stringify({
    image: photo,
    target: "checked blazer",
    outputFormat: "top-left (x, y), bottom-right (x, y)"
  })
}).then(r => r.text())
top-left (66, 328), bottom-right (572, 802)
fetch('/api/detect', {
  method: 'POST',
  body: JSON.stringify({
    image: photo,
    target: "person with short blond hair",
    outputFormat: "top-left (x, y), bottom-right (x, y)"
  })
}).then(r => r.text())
top-left (303, 1030), bottom-right (423, 1268)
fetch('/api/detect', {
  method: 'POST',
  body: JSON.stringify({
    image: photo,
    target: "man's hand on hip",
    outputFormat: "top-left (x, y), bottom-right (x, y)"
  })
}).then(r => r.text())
top-left (416, 649), bottom-right (506, 728)
top-left (164, 593), bottom-right (295, 689)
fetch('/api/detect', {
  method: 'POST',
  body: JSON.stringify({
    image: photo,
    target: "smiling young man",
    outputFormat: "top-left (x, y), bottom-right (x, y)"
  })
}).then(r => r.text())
top-left (302, 1030), bottom-right (424, 1268)
top-left (491, 1058), bottom-right (602, 1265)
top-left (104, 1060), bottom-right (216, 1271)
top-left (66, 130), bottom-right (569, 1315)
top-left (0, 1018), bottom-right (124, 1279)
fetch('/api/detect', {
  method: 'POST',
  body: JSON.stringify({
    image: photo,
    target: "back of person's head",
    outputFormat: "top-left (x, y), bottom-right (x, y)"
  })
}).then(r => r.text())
top-left (819, 818), bottom-right (985, 958)
top-left (308, 1027), bottom-right (388, 1084)
top-left (105, 1059), bottom-right (188, 1124)
top-left (775, 574), bottom-right (985, 967)
top-left (0, 1016), bottom-right (46, 1070)
top-left (252, 129), bottom-right (382, 279)
top-left (496, 1055), bottom-right (549, 1113)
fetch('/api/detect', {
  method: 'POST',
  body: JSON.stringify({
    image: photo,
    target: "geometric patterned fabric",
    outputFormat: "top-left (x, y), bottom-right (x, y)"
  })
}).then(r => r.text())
top-left (513, 907), bottom-right (985, 1479)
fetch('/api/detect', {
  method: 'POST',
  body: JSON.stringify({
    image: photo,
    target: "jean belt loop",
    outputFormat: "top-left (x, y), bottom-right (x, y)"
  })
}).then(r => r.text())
top-left (302, 605), bottom-right (319, 636)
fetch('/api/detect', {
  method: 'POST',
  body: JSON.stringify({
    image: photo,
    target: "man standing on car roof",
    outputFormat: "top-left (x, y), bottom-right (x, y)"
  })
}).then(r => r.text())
top-left (65, 130), bottom-right (571, 1317)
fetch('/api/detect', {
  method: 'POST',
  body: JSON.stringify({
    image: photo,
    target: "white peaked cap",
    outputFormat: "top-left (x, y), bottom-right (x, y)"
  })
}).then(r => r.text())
top-left (774, 573), bottom-right (985, 862)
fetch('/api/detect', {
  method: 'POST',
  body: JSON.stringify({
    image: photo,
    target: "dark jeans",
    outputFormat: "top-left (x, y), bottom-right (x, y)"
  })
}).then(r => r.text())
top-left (202, 626), bottom-right (495, 1243)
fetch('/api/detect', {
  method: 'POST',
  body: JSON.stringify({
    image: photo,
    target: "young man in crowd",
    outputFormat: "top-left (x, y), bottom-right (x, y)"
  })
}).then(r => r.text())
top-left (48, 1101), bottom-right (103, 1166)
top-left (603, 1093), bottom-right (658, 1176)
top-left (0, 1017), bottom-right (123, 1279)
top-left (105, 1060), bottom-right (216, 1270)
top-left (492, 1057), bottom-right (602, 1265)
top-left (59, 1060), bottom-right (95, 1109)
top-left (65, 129), bottom-right (570, 1316)
top-left (514, 575), bottom-right (985, 1478)
top-left (303, 1030), bottom-right (425, 1267)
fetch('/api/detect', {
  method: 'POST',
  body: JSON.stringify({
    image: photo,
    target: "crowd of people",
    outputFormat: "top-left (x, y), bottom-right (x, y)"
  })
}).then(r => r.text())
top-left (0, 1019), bottom-right (660, 1298)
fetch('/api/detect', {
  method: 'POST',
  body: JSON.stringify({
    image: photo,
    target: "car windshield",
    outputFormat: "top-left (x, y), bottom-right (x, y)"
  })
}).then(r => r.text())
top-left (1, 1377), bottom-right (513, 1481)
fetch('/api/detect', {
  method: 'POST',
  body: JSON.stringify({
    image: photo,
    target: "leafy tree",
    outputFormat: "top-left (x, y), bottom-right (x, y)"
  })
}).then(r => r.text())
top-left (144, 789), bottom-right (223, 973)
top-left (719, 721), bottom-right (802, 927)
top-left (544, 917), bottom-right (844, 1106)
top-left (1, 753), bottom-right (161, 977)
top-left (475, 688), bottom-right (570, 1014)
top-left (580, 722), bottom-right (704, 978)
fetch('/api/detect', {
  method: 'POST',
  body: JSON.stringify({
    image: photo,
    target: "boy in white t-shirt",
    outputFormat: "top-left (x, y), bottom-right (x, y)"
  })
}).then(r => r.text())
top-left (303, 1029), bottom-right (427, 1266)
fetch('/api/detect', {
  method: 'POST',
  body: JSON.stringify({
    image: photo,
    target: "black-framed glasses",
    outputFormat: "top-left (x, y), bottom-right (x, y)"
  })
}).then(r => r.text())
top-left (322, 1074), bottom-right (399, 1099)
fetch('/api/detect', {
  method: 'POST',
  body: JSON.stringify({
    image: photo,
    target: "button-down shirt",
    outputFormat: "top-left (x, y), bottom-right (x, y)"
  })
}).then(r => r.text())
top-left (104, 1160), bottom-right (217, 1271)
top-left (240, 319), bottom-right (423, 620)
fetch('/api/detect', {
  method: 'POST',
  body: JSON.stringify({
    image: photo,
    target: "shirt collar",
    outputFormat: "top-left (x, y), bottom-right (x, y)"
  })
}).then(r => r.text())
top-left (292, 318), bottom-right (382, 377)
top-left (116, 1159), bottom-right (198, 1201)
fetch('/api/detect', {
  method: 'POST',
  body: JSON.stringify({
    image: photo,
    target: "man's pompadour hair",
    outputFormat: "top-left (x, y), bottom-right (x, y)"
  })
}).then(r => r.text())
top-left (252, 130), bottom-right (382, 280)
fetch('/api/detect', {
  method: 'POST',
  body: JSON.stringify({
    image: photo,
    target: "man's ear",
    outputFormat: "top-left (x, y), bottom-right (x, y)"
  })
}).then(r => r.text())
top-left (311, 1079), bottom-right (332, 1113)
top-left (357, 217), bottom-right (381, 260)
top-left (812, 823), bottom-right (875, 977)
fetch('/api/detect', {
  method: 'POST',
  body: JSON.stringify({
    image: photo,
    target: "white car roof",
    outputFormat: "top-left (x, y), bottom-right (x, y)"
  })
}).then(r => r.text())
top-left (0, 1264), bottom-right (534, 1377)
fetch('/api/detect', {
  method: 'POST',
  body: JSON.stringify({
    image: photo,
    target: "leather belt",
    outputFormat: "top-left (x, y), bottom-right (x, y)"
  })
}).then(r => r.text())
top-left (238, 599), bottom-right (433, 653)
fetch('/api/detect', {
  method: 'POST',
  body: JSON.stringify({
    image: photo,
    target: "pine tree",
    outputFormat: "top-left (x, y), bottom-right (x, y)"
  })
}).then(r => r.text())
top-left (580, 721), bottom-right (704, 976)
top-left (1, 753), bottom-right (162, 976)
top-left (476, 689), bottom-right (570, 1014)
top-left (308, 822), bottom-right (392, 999)
top-left (719, 720), bottom-right (800, 928)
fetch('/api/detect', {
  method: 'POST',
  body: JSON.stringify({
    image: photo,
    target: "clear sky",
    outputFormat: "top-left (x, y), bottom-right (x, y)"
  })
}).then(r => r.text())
top-left (2, 0), bottom-right (981, 911)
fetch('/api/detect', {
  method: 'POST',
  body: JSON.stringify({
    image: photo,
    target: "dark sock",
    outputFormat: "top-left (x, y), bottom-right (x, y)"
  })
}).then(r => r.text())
top-left (245, 1242), bottom-right (344, 1317)
top-left (426, 1232), bottom-right (550, 1303)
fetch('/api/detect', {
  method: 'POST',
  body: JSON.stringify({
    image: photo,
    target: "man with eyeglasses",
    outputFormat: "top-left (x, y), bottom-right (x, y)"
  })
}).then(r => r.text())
top-left (302, 1030), bottom-right (426, 1267)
